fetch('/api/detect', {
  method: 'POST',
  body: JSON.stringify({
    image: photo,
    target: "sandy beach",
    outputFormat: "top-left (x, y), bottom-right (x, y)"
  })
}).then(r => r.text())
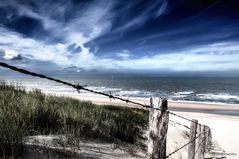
top-left (49, 92), bottom-right (239, 159)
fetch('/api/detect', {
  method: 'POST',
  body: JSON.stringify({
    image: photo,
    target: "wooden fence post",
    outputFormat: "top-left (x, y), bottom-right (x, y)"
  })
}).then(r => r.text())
top-left (201, 125), bottom-right (206, 154)
top-left (205, 126), bottom-right (212, 152)
top-left (148, 97), bottom-right (169, 159)
top-left (195, 125), bottom-right (204, 159)
top-left (188, 119), bottom-right (198, 159)
top-left (200, 125), bottom-right (213, 157)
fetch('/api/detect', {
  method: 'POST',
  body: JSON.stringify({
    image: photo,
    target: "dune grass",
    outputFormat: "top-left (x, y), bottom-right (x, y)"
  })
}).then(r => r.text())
top-left (0, 82), bottom-right (148, 158)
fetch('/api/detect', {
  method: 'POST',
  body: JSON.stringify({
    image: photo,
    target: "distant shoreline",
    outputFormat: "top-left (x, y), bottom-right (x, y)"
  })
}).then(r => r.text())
top-left (43, 91), bottom-right (239, 116)
top-left (169, 99), bottom-right (239, 107)
top-left (42, 91), bottom-right (239, 106)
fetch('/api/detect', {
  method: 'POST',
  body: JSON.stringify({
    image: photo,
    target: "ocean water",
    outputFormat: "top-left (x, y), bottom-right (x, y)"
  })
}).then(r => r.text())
top-left (1, 75), bottom-right (239, 105)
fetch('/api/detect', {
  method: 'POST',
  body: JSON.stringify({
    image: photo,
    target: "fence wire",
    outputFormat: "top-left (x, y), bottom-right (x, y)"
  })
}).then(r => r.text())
top-left (168, 111), bottom-right (202, 126)
top-left (0, 62), bottom-right (150, 108)
top-left (169, 120), bottom-right (190, 130)
top-left (166, 130), bottom-right (209, 158)
top-left (0, 62), bottom-right (202, 131)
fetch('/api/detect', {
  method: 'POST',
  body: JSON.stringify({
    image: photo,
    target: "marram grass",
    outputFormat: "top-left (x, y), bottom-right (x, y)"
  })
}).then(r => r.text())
top-left (0, 82), bottom-right (148, 158)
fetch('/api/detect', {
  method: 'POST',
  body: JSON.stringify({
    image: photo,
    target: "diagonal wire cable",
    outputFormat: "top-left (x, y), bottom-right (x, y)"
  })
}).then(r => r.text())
top-left (168, 111), bottom-right (202, 126)
top-left (0, 62), bottom-right (150, 108)
top-left (169, 120), bottom-right (190, 130)
top-left (0, 61), bottom-right (201, 126)
top-left (166, 130), bottom-right (209, 158)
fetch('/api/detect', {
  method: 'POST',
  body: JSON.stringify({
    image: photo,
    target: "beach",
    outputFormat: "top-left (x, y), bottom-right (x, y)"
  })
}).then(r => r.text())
top-left (1, 77), bottom-right (239, 158)
top-left (51, 92), bottom-right (239, 159)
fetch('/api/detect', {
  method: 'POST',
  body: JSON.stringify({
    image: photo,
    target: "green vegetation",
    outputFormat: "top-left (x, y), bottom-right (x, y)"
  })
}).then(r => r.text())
top-left (0, 82), bottom-right (148, 158)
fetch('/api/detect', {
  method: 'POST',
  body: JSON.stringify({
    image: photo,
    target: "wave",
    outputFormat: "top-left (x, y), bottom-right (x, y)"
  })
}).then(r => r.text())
top-left (116, 90), bottom-right (153, 97)
top-left (196, 93), bottom-right (239, 100)
top-left (172, 91), bottom-right (194, 98)
top-left (174, 91), bottom-right (194, 95)
top-left (86, 87), bottom-right (153, 97)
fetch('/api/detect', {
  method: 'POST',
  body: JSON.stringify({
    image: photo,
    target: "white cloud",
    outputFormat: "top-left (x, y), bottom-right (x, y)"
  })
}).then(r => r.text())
top-left (112, 42), bottom-right (239, 71)
top-left (4, 49), bottom-right (21, 60)
top-left (0, 27), bottom-right (71, 65)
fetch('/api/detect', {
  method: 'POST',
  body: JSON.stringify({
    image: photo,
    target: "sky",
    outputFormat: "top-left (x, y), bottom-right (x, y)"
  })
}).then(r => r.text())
top-left (0, 0), bottom-right (239, 76)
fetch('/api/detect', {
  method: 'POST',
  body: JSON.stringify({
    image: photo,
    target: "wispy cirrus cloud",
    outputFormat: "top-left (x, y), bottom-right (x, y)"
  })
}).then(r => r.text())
top-left (113, 0), bottom-right (168, 32)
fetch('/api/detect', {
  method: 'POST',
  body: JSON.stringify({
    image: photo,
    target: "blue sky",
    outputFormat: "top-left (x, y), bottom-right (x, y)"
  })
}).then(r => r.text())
top-left (0, 0), bottom-right (239, 75)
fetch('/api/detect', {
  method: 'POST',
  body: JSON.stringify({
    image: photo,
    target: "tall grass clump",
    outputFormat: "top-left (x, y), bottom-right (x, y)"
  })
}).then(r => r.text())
top-left (0, 82), bottom-right (148, 157)
top-left (0, 83), bottom-right (29, 157)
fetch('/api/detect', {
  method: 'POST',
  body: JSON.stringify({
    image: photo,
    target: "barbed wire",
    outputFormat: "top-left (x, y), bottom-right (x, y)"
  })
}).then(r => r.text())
top-left (166, 130), bottom-right (209, 158)
top-left (169, 119), bottom-right (190, 130)
top-left (0, 62), bottom-right (150, 108)
top-left (0, 62), bottom-right (201, 127)
top-left (167, 111), bottom-right (202, 127)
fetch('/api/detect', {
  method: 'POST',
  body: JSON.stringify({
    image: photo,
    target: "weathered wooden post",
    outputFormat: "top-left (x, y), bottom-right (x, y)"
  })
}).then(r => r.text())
top-left (201, 125), bottom-right (206, 154)
top-left (195, 125), bottom-right (204, 159)
top-left (148, 97), bottom-right (169, 159)
top-left (205, 126), bottom-right (212, 152)
top-left (188, 119), bottom-right (198, 159)
top-left (200, 125), bottom-right (213, 157)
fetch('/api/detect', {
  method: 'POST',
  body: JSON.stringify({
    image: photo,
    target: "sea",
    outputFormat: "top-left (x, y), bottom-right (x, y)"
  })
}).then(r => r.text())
top-left (1, 75), bottom-right (239, 105)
